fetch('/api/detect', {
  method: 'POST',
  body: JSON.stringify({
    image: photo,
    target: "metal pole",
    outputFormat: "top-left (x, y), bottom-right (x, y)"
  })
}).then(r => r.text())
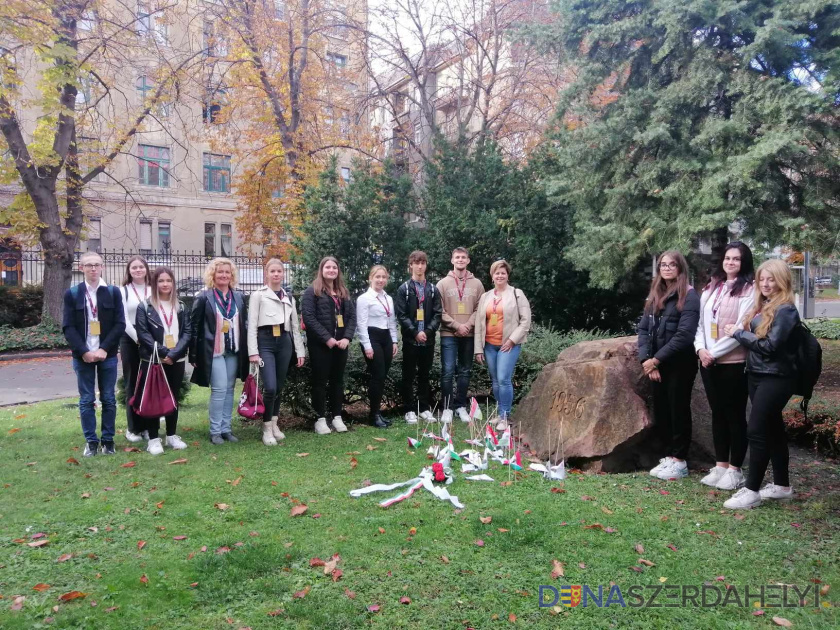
top-left (803, 251), bottom-right (811, 319)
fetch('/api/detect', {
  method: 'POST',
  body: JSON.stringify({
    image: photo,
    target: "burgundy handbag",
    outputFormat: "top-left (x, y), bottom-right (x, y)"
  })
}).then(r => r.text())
top-left (238, 363), bottom-right (265, 420)
top-left (129, 342), bottom-right (177, 418)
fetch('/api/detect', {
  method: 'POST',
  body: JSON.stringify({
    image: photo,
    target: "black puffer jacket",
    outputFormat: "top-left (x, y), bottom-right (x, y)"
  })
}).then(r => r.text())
top-left (637, 289), bottom-right (700, 364)
top-left (733, 304), bottom-right (800, 377)
top-left (300, 286), bottom-right (356, 346)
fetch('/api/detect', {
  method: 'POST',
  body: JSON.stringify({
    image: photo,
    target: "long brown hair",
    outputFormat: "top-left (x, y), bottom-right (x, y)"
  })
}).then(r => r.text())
top-left (150, 266), bottom-right (177, 310)
top-left (644, 250), bottom-right (691, 315)
top-left (312, 256), bottom-right (349, 299)
top-left (743, 259), bottom-right (795, 338)
top-left (122, 255), bottom-right (151, 286)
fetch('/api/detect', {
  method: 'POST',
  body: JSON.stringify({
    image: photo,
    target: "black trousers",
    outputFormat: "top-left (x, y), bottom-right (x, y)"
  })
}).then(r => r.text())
top-left (309, 339), bottom-right (348, 418)
top-left (700, 363), bottom-right (749, 467)
top-left (257, 328), bottom-right (293, 421)
top-left (120, 334), bottom-right (142, 434)
top-left (142, 360), bottom-right (186, 439)
top-left (402, 341), bottom-right (434, 413)
top-left (745, 373), bottom-right (795, 491)
top-left (364, 328), bottom-right (393, 418)
top-left (652, 356), bottom-right (698, 460)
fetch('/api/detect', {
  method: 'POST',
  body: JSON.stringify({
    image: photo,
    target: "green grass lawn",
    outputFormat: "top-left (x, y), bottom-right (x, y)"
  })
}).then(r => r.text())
top-left (1, 393), bottom-right (838, 629)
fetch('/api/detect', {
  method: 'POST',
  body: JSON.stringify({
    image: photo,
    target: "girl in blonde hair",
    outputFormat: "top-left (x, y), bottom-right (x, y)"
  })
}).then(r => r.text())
top-left (722, 259), bottom-right (800, 510)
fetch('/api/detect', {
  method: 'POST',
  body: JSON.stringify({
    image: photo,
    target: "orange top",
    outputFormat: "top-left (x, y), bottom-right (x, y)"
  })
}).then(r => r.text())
top-left (485, 299), bottom-right (504, 346)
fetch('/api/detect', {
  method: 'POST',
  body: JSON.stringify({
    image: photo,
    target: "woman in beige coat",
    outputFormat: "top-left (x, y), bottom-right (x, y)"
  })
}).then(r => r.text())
top-left (248, 259), bottom-right (305, 445)
top-left (474, 260), bottom-right (531, 430)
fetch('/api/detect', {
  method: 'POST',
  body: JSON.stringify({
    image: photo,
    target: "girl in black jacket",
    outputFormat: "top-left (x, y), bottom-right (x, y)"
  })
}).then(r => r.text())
top-left (722, 259), bottom-right (800, 510)
top-left (301, 257), bottom-right (357, 435)
top-left (637, 250), bottom-right (700, 481)
top-left (135, 267), bottom-right (192, 455)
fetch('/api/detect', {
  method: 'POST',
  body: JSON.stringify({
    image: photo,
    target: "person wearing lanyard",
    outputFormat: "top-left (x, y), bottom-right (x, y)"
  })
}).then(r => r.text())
top-left (301, 256), bottom-right (356, 435)
top-left (62, 251), bottom-right (126, 456)
top-left (694, 242), bottom-right (755, 491)
top-left (395, 251), bottom-right (442, 425)
top-left (248, 259), bottom-right (306, 445)
top-left (189, 258), bottom-right (249, 445)
top-left (135, 267), bottom-right (192, 454)
top-left (356, 265), bottom-right (399, 428)
top-left (474, 260), bottom-right (532, 431)
top-left (437, 247), bottom-right (484, 423)
top-left (120, 255), bottom-right (152, 443)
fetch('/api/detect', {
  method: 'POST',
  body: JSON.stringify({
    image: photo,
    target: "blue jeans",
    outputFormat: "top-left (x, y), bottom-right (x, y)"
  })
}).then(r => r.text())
top-left (209, 353), bottom-right (238, 436)
top-left (440, 336), bottom-right (474, 410)
top-left (483, 343), bottom-right (521, 418)
top-left (72, 356), bottom-right (118, 444)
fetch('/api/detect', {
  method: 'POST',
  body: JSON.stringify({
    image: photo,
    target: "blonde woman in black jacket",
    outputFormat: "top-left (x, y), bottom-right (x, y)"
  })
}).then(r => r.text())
top-left (722, 259), bottom-right (800, 510)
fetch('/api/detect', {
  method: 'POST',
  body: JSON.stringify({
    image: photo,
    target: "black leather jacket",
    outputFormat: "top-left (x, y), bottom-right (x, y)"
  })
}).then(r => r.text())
top-left (136, 299), bottom-right (192, 362)
top-left (637, 289), bottom-right (700, 364)
top-left (733, 303), bottom-right (800, 377)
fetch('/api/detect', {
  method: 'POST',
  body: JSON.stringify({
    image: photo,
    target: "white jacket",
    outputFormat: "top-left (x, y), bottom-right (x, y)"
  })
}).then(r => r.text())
top-left (247, 286), bottom-right (305, 358)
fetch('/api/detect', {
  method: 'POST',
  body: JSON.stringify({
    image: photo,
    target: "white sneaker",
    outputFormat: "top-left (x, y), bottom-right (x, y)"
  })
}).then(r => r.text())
top-left (655, 459), bottom-right (688, 480)
top-left (420, 411), bottom-right (435, 422)
top-left (270, 417), bottom-right (285, 441)
top-left (165, 435), bottom-right (188, 450)
top-left (700, 466), bottom-right (728, 487)
top-left (331, 416), bottom-right (348, 433)
top-left (441, 409), bottom-right (454, 424)
top-left (649, 457), bottom-right (674, 477)
top-left (125, 430), bottom-right (143, 443)
top-left (759, 484), bottom-right (794, 501)
top-left (723, 487), bottom-right (762, 510)
top-left (141, 431), bottom-right (149, 441)
top-left (495, 416), bottom-right (509, 431)
top-left (715, 468), bottom-right (746, 491)
top-left (314, 417), bottom-right (332, 435)
top-left (262, 422), bottom-right (277, 446)
top-left (404, 412), bottom-right (418, 425)
top-left (456, 407), bottom-right (471, 423)
top-left (147, 438), bottom-right (164, 456)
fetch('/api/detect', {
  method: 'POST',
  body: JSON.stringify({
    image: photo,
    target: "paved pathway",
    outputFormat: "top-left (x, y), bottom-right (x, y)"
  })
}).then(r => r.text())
top-left (0, 357), bottom-right (100, 407)
top-left (814, 301), bottom-right (840, 318)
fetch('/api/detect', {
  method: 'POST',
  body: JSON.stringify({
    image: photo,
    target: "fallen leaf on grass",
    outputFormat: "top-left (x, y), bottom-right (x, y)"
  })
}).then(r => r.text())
top-left (189, 582), bottom-right (198, 588)
top-left (267, 609), bottom-right (285, 616)
top-left (509, 613), bottom-right (517, 622)
top-left (296, 453), bottom-right (310, 458)
top-left (290, 504), bottom-right (308, 517)
top-left (10, 596), bottom-right (25, 611)
top-left (173, 536), bottom-right (187, 541)
top-left (479, 516), bottom-right (492, 524)
top-left (27, 540), bottom-right (49, 548)
top-left (200, 546), bottom-right (208, 552)
top-left (639, 559), bottom-right (655, 567)
top-left (772, 617), bottom-right (793, 627)
top-left (666, 544), bottom-right (678, 552)
top-left (33, 584), bottom-right (51, 592)
top-left (378, 527), bottom-right (385, 534)
top-left (293, 587), bottom-right (310, 599)
top-left (367, 604), bottom-right (380, 613)
top-left (583, 523), bottom-right (604, 530)
top-left (628, 566), bottom-right (644, 573)
top-left (399, 596), bottom-right (411, 605)
top-left (578, 563), bottom-right (586, 569)
top-left (8, 427), bottom-right (21, 434)
top-left (373, 437), bottom-right (387, 442)
top-left (58, 591), bottom-right (87, 602)
top-left (105, 606), bottom-right (119, 613)
top-left (121, 461), bottom-right (136, 468)
top-left (409, 527), bottom-right (417, 535)
top-left (601, 506), bottom-right (613, 515)
top-left (500, 481), bottom-right (512, 487)
top-left (137, 540), bottom-right (146, 550)
top-left (659, 490), bottom-right (670, 495)
top-left (123, 447), bottom-right (141, 453)
top-left (57, 553), bottom-right (73, 563)
top-left (331, 569), bottom-right (343, 582)
top-left (550, 487), bottom-right (565, 494)
top-left (215, 503), bottom-right (230, 511)
top-left (580, 495), bottom-right (594, 501)
top-left (635, 544), bottom-right (645, 554)
top-left (440, 555), bottom-right (450, 564)
top-left (216, 546), bottom-right (231, 554)
top-left (228, 476), bottom-right (243, 487)
top-left (551, 559), bottom-right (565, 579)
top-left (140, 575), bottom-right (148, 584)
top-left (753, 610), bottom-right (765, 616)
top-left (366, 445), bottom-right (378, 451)
top-left (498, 528), bottom-right (510, 533)
top-left (820, 584), bottom-right (830, 596)
top-left (169, 458), bottom-right (188, 465)
top-left (344, 588), bottom-right (356, 599)
top-left (474, 539), bottom-right (485, 547)
top-left (350, 457), bottom-right (358, 469)
top-left (67, 458), bottom-right (80, 465)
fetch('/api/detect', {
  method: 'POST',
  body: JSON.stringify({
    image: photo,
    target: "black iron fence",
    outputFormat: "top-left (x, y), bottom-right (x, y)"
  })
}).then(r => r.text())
top-left (2, 249), bottom-right (296, 296)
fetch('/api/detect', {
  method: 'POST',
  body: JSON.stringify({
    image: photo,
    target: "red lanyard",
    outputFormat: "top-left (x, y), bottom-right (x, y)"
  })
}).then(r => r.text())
top-left (214, 289), bottom-right (233, 318)
top-left (454, 274), bottom-right (467, 301)
top-left (413, 281), bottom-right (426, 305)
top-left (711, 283), bottom-right (726, 319)
top-left (84, 285), bottom-right (98, 319)
top-left (375, 294), bottom-right (391, 317)
top-left (330, 295), bottom-right (342, 313)
top-left (131, 283), bottom-right (146, 303)
top-left (160, 302), bottom-right (175, 331)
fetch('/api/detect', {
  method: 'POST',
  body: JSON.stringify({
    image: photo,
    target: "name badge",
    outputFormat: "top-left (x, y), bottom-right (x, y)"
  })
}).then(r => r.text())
top-left (164, 334), bottom-right (176, 349)
top-left (710, 322), bottom-right (719, 340)
top-left (273, 325), bottom-right (282, 337)
top-left (222, 320), bottom-right (231, 334)
top-left (416, 308), bottom-right (424, 321)
top-left (336, 314), bottom-right (345, 328)
top-left (457, 302), bottom-right (466, 315)
top-left (89, 320), bottom-right (101, 336)
top-left (489, 314), bottom-right (498, 327)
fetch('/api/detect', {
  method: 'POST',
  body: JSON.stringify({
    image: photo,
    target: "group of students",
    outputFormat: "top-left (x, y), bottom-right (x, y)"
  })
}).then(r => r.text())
top-left (62, 247), bottom-right (532, 455)
top-left (638, 243), bottom-right (804, 510)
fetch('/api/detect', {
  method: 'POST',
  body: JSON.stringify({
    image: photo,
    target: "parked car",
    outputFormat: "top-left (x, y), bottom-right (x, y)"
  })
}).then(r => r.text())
top-left (177, 277), bottom-right (205, 297)
top-left (816, 277), bottom-right (835, 287)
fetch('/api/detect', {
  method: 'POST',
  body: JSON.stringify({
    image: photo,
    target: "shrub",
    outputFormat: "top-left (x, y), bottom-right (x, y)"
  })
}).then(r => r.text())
top-left (784, 402), bottom-right (840, 457)
top-left (806, 318), bottom-right (840, 340)
top-left (0, 285), bottom-right (43, 328)
top-left (0, 320), bottom-right (67, 353)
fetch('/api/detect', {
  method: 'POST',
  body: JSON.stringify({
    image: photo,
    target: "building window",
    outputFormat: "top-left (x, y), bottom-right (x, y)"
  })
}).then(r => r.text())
top-left (137, 2), bottom-right (167, 43)
top-left (326, 52), bottom-right (347, 69)
top-left (340, 167), bottom-right (351, 182)
top-left (203, 87), bottom-right (226, 124)
top-left (87, 218), bottom-right (102, 253)
top-left (137, 1), bottom-right (151, 36)
top-left (203, 20), bottom-right (227, 57)
top-left (79, 10), bottom-right (97, 31)
top-left (158, 221), bottom-right (171, 253)
top-left (139, 219), bottom-right (153, 254)
top-left (220, 223), bottom-right (232, 257)
top-left (204, 223), bottom-right (216, 257)
top-left (137, 144), bottom-right (170, 187)
top-left (79, 136), bottom-right (107, 183)
top-left (136, 75), bottom-right (152, 102)
top-left (274, 0), bottom-right (285, 19)
top-left (413, 121), bottom-right (421, 144)
top-left (203, 153), bottom-right (231, 192)
top-left (76, 75), bottom-right (92, 108)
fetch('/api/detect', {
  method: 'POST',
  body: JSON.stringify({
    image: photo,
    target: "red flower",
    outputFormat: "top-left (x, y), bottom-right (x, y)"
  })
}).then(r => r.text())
top-left (432, 463), bottom-right (446, 482)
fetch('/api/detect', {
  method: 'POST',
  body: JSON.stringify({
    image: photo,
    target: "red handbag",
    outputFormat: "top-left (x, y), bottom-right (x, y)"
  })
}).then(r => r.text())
top-left (129, 343), bottom-right (177, 418)
top-left (238, 363), bottom-right (265, 420)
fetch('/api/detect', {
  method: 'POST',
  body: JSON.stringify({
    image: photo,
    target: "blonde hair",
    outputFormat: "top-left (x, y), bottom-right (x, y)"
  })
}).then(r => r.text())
top-left (264, 258), bottom-right (285, 283)
top-left (490, 259), bottom-right (512, 277)
top-left (743, 259), bottom-right (795, 338)
top-left (204, 257), bottom-right (239, 289)
top-left (79, 251), bottom-right (103, 265)
top-left (368, 265), bottom-right (389, 282)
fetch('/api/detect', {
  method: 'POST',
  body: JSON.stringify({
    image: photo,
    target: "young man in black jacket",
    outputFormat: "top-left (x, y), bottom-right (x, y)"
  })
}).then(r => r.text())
top-left (395, 251), bottom-right (442, 424)
top-left (62, 252), bottom-right (126, 456)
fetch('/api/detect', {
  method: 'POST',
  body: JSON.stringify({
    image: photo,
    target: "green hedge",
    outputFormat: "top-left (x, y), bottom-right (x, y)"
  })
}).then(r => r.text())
top-left (0, 285), bottom-right (43, 328)
top-left (806, 318), bottom-right (840, 340)
top-left (0, 320), bottom-right (67, 353)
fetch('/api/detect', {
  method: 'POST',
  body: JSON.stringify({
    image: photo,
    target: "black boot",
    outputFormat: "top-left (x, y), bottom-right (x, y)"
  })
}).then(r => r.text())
top-left (372, 414), bottom-right (389, 429)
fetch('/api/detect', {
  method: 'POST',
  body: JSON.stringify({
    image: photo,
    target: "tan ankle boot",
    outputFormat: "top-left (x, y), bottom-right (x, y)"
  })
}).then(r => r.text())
top-left (270, 416), bottom-right (285, 441)
top-left (262, 421), bottom-right (277, 446)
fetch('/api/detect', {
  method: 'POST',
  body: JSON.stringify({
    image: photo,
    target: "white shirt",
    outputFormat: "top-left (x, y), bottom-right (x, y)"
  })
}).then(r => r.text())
top-left (693, 283), bottom-right (754, 359)
top-left (155, 299), bottom-right (185, 363)
top-left (84, 278), bottom-right (107, 352)
top-left (356, 287), bottom-right (398, 351)
top-left (122, 282), bottom-right (150, 343)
